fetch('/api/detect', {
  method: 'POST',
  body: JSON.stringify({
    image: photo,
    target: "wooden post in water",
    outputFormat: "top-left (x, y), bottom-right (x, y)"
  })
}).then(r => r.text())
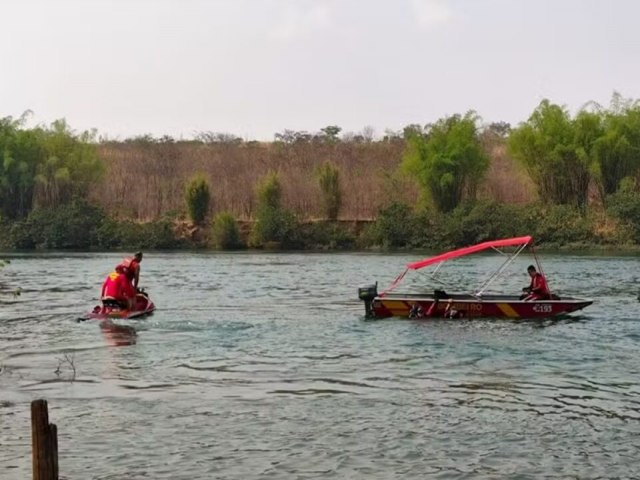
top-left (31, 399), bottom-right (58, 480)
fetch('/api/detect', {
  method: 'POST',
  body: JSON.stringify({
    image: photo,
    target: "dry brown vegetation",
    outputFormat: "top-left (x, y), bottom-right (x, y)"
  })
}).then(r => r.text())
top-left (478, 134), bottom-right (536, 204)
top-left (91, 137), bottom-right (536, 221)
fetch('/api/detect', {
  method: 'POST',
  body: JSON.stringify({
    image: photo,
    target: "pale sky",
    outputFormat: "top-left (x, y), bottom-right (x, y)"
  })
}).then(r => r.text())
top-left (2, 0), bottom-right (638, 140)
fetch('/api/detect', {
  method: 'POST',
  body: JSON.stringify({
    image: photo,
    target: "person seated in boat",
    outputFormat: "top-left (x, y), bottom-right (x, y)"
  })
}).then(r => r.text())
top-left (101, 265), bottom-right (135, 309)
top-left (521, 265), bottom-right (551, 301)
top-left (117, 252), bottom-right (143, 290)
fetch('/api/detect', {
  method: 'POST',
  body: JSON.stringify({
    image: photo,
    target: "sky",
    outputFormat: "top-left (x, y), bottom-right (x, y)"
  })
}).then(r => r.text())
top-left (1, 0), bottom-right (639, 140)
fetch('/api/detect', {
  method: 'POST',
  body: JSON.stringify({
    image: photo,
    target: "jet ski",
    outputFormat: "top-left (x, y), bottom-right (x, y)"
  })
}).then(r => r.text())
top-left (79, 289), bottom-right (155, 321)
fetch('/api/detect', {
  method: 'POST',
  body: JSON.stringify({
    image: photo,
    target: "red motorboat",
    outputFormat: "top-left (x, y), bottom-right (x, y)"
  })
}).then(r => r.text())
top-left (358, 236), bottom-right (593, 319)
top-left (80, 290), bottom-right (156, 321)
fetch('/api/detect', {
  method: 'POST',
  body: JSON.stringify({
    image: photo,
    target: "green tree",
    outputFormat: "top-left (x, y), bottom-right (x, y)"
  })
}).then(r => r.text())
top-left (592, 95), bottom-right (640, 199)
top-left (0, 116), bottom-right (103, 218)
top-left (315, 161), bottom-right (341, 220)
top-left (402, 112), bottom-right (489, 213)
top-left (34, 119), bottom-right (103, 208)
top-left (0, 114), bottom-right (40, 219)
top-left (573, 109), bottom-right (604, 205)
top-left (486, 121), bottom-right (511, 138)
top-left (508, 100), bottom-right (599, 210)
top-left (185, 174), bottom-right (211, 224)
top-left (319, 125), bottom-right (342, 142)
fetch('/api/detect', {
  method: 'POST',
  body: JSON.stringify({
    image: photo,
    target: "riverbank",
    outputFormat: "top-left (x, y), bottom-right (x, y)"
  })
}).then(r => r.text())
top-left (4, 98), bottom-right (640, 255)
top-left (2, 197), bottom-right (640, 253)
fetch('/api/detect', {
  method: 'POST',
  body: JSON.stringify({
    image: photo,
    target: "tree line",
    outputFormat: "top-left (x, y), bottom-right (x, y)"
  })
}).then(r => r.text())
top-left (0, 113), bottom-right (103, 221)
top-left (3, 93), bottom-right (640, 250)
top-left (403, 93), bottom-right (640, 214)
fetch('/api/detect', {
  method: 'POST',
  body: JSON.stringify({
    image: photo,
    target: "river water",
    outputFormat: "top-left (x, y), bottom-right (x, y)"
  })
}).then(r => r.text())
top-left (1, 251), bottom-right (639, 479)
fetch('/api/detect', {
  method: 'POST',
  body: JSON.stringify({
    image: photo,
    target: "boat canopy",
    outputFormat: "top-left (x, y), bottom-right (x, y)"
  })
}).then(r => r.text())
top-left (380, 235), bottom-right (534, 296)
top-left (406, 235), bottom-right (532, 271)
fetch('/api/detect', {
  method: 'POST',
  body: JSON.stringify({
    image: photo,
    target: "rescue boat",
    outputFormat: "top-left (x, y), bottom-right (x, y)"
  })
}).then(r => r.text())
top-left (358, 236), bottom-right (593, 319)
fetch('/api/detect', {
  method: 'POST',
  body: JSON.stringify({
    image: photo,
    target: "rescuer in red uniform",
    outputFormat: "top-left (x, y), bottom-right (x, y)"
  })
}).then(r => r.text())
top-left (101, 266), bottom-right (135, 309)
top-left (522, 265), bottom-right (551, 301)
top-left (117, 252), bottom-right (143, 290)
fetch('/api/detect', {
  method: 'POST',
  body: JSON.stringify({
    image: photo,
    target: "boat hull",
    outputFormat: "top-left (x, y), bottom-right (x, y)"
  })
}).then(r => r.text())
top-left (370, 293), bottom-right (592, 319)
top-left (81, 292), bottom-right (156, 321)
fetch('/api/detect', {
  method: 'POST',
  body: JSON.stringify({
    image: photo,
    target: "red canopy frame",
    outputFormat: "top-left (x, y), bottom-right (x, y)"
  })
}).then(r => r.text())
top-left (406, 236), bottom-right (532, 270)
top-left (381, 236), bottom-right (534, 296)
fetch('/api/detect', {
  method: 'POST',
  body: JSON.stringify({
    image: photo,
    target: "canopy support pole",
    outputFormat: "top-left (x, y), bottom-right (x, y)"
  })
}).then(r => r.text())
top-left (379, 268), bottom-right (408, 296)
top-left (432, 261), bottom-right (444, 276)
top-left (475, 243), bottom-right (529, 296)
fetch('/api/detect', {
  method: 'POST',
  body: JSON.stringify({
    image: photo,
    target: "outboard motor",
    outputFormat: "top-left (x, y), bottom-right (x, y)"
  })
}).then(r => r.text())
top-left (358, 283), bottom-right (378, 318)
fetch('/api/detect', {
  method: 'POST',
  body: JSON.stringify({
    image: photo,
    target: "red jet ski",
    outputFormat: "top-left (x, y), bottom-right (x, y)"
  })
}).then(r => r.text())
top-left (80, 289), bottom-right (156, 321)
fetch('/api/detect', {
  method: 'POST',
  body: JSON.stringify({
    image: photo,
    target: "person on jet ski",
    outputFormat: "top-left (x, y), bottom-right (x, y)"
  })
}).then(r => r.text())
top-left (117, 252), bottom-right (143, 290)
top-left (101, 265), bottom-right (135, 309)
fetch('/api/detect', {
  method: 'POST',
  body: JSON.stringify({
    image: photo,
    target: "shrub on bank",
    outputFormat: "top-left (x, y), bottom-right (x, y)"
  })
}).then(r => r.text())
top-left (409, 209), bottom-right (449, 250)
top-left (2, 198), bottom-right (184, 250)
top-left (361, 202), bottom-right (419, 249)
top-left (1, 196), bottom-right (638, 252)
top-left (607, 189), bottom-right (640, 243)
top-left (211, 212), bottom-right (243, 249)
top-left (250, 173), bottom-right (301, 248)
top-left (360, 200), bottom-right (607, 251)
top-left (250, 207), bottom-right (300, 248)
top-left (532, 204), bottom-right (595, 247)
top-left (299, 221), bottom-right (355, 250)
top-left (0, 221), bottom-right (13, 250)
top-left (96, 219), bottom-right (183, 250)
top-left (10, 198), bottom-right (106, 249)
top-left (443, 201), bottom-right (535, 248)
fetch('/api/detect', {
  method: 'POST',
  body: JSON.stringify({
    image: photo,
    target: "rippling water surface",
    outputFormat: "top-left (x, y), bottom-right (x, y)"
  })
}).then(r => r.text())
top-left (1, 251), bottom-right (640, 479)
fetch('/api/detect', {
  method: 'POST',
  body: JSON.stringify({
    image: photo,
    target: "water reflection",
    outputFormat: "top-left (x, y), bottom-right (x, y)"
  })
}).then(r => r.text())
top-left (99, 320), bottom-right (138, 347)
